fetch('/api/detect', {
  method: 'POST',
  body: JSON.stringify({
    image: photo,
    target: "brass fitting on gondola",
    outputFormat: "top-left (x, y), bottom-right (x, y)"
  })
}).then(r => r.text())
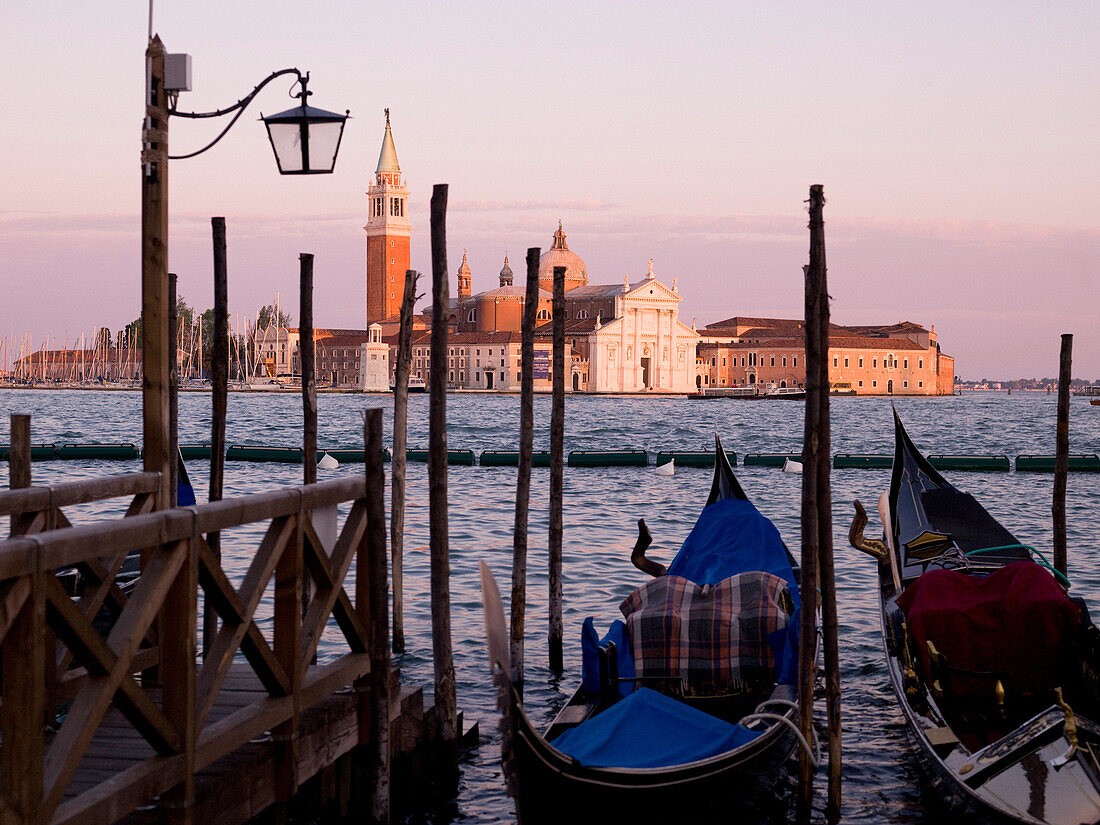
top-left (1051, 687), bottom-right (1079, 768)
top-left (848, 500), bottom-right (889, 562)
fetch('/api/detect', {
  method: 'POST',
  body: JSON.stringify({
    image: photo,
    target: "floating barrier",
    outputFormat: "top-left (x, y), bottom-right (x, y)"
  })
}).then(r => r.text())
top-left (225, 446), bottom-right (304, 463)
top-left (179, 444), bottom-right (212, 460)
top-left (928, 454), bottom-right (1010, 472)
top-left (479, 450), bottom-right (552, 468)
top-left (58, 443), bottom-right (139, 460)
top-left (833, 454), bottom-right (891, 469)
top-left (568, 450), bottom-right (649, 468)
top-left (323, 448), bottom-right (392, 463)
top-left (406, 449), bottom-right (476, 466)
top-left (1016, 454), bottom-right (1100, 473)
top-left (743, 452), bottom-right (803, 468)
top-left (0, 444), bottom-right (60, 461)
top-left (655, 450), bottom-right (729, 468)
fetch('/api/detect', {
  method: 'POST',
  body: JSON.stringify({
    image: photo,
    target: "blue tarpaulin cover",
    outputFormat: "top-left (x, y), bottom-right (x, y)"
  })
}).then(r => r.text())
top-left (550, 687), bottom-right (762, 768)
top-left (667, 498), bottom-right (800, 611)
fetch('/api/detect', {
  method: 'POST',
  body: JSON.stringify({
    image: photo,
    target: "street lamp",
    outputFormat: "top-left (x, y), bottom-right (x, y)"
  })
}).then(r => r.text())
top-left (141, 35), bottom-right (349, 507)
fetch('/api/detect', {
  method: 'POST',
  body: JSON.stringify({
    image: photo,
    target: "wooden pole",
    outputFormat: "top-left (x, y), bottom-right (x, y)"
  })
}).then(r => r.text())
top-left (301, 253), bottom-right (317, 484)
top-left (206, 217), bottom-right (228, 656)
top-left (142, 34), bottom-right (171, 511)
top-left (509, 249), bottom-right (540, 689)
top-left (364, 408), bottom-right (391, 824)
top-left (548, 265), bottom-right (566, 674)
top-left (8, 414), bottom-right (30, 534)
top-left (391, 269), bottom-right (419, 654)
top-left (800, 183), bottom-right (842, 818)
top-left (168, 273), bottom-right (179, 505)
top-left (1053, 333), bottom-right (1072, 577)
top-left (429, 184), bottom-right (458, 758)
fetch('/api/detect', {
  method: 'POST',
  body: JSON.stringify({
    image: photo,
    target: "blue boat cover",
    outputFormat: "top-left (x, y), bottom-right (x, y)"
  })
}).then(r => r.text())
top-left (550, 687), bottom-right (762, 768)
top-left (667, 497), bottom-right (800, 611)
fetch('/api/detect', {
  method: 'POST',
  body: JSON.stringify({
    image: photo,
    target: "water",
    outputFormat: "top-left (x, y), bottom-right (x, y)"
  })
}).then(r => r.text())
top-left (2, 389), bottom-right (1098, 823)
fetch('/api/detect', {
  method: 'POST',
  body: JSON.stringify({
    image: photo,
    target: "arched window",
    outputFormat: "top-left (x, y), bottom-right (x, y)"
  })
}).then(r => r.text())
top-left (577, 309), bottom-right (589, 320)
top-left (537, 309), bottom-right (551, 321)
top-left (467, 309), bottom-right (476, 323)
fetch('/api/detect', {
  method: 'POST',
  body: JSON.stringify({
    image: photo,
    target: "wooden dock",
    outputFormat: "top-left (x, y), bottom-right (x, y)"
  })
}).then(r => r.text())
top-left (0, 455), bottom-right (458, 825)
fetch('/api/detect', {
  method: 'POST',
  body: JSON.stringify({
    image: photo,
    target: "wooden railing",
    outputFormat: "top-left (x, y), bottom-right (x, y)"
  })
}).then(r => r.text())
top-left (0, 470), bottom-right (385, 825)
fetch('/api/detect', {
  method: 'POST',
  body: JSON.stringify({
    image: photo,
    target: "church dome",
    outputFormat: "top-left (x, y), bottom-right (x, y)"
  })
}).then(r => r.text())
top-left (538, 221), bottom-right (587, 292)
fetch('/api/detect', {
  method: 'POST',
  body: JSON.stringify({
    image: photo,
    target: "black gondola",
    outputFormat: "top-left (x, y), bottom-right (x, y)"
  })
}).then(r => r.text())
top-left (849, 410), bottom-right (1100, 824)
top-left (479, 436), bottom-right (815, 823)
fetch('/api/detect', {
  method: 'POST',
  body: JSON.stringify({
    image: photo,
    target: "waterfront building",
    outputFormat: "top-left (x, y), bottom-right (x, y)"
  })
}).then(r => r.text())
top-left (364, 109), bottom-right (411, 324)
top-left (696, 317), bottom-right (954, 395)
top-left (358, 325), bottom-right (390, 391)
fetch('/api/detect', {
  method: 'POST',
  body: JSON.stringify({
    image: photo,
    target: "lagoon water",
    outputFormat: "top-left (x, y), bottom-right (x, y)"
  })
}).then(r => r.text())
top-left (2, 389), bottom-right (1098, 823)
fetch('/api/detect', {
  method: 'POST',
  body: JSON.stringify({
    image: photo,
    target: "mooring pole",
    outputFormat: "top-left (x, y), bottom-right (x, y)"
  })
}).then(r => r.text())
top-left (510, 248), bottom-right (540, 690)
top-left (363, 407), bottom-right (391, 824)
top-left (301, 253), bottom-right (317, 484)
top-left (168, 272), bottom-right (179, 505)
top-left (548, 265), bottom-right (566, 675)
top-left (206, 217), bottom-right (229, 656)
top-left (800, 183), bottom-right (841, 818)
top-left (1053, 333), bottom-right (1072, 578)
top-left (391, 269), bottom-right (419, 654)
top-left (8, 414), bottom-right (30, 533)
top-left (429, 184), bottom-right (458, 761)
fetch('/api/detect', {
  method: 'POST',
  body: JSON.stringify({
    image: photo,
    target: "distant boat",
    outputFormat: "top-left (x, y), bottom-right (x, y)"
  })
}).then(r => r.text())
top-left (686, 386), bottom-right (760, 400)
top-left (391, 375), bottom-right (427, 393)
top-left (762, 385), bottom-right (806, 400)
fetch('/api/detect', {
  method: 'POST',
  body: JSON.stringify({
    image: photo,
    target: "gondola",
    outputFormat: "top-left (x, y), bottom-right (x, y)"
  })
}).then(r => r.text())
top-left (848, 410), bottom-right (1100, 824)
top-left (479, 436), bottom-right (814, 823)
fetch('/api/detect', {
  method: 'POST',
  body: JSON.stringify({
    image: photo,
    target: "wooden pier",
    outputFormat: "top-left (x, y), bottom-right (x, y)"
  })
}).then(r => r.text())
top-left (0, 462), bottom-right (455, 825)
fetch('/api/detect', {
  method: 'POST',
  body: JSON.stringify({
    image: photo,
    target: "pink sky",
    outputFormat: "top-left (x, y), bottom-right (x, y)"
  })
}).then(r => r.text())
top-left (2, 1), bottom-right (1097, 379)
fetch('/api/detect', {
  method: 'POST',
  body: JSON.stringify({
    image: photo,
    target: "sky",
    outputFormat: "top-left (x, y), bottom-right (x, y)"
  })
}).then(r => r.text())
top-left (1, 1), bottom-right (1097, 380)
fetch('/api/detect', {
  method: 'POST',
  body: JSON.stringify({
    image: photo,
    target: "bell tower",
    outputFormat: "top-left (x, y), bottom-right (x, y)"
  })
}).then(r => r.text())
top-left (365, 109), bottom-right (412, 322)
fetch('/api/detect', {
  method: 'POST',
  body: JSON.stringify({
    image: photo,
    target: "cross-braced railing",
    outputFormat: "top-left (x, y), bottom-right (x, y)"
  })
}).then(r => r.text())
top-left (0, 468), bottom-right (387, 825)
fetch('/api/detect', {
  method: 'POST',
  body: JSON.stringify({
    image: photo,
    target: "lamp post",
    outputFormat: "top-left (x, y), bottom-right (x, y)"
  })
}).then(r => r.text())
top-left (141, 35), bottom-right (348, 508)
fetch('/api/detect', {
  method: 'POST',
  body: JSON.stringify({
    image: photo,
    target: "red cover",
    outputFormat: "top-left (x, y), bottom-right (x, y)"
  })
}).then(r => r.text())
top-left (897, 561), bottom-right (1080, 697)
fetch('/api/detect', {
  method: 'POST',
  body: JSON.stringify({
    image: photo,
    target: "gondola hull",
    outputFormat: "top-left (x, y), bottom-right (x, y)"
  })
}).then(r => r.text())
top-left (508, 684), bottom-right (800, 823)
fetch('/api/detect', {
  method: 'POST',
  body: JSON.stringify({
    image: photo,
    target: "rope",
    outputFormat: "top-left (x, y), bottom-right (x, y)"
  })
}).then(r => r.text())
top-left (739, 698), bottom-right (821, 768)
top-left (965, 544), bottom-right (1070, 587)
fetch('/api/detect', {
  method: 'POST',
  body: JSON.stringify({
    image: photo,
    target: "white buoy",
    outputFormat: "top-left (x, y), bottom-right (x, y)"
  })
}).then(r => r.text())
top-left (318, 452), bottom-right (339, 470)
top-left (656, 458), bottom-right (675, 476)
top-left (782, 457), bottom-right (802, 474)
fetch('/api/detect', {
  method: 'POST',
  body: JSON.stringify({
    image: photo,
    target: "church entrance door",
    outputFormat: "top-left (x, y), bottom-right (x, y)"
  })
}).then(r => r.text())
top-left (486, 372), bottom-right (494, 389)
top-left (640, 358), bottom-right (651, 389)
top-left (887, 379), bottom-right (893, 394)
top-left (572, 373), bottom-right (580, 391)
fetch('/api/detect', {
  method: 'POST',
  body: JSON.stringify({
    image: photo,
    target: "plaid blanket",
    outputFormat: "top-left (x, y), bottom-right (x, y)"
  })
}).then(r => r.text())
top-left (620, 571), bottom-right (791, 694)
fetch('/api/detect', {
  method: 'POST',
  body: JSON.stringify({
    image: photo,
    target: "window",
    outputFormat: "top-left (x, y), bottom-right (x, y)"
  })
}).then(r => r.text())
top-left (721, 357), bottom-right (726, 366)
top-left (793, 357), bottom-right (798, 367)
top-left (488, 349), bottom-right (493, 356)
top-left (391, 241), bottom-right (394, 248)
top-left (919, 359), bottom-right (924, 369)
top-left (832, 357), bottom-right (837, 367)
top-left (577, 309), bottom-right (589, 320)
top-left (500, 358), bottom-right (505, 366)
top-left (537, 309), bottom-right (551, 321)
top-left (449, 371), bottom-right (454, 381)
top-left (872, 380), bottom-right (877, 387)
top-left (784, 357), bottom-right (788, 367)
top-left (858, 358), bottom-right (864, 368)
top-left (844, 357), bottom-right (849, 368)
top-left (741, 357), bottom-right (745, 367)
top-left (858, 380), bottom-right (864, 387)
top-left (468, 309), bottom-right (475, 323)
top-left (873, 358), bottom-right (878, 368)
top-left (903, 358), bottom-right (908, 369)
top-left (770, 357), bottom-right (775, 367)
top-left (711, 357), bottom-right (717, 367)
top-left (918, 381), bottom-right (924, 388)
top-left (903, 380), bottom-right (909, 388)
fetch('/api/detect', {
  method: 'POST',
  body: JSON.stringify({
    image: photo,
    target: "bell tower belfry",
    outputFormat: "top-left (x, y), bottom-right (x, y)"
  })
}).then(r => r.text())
top-left (365, 109), bottom-right (412, 323)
